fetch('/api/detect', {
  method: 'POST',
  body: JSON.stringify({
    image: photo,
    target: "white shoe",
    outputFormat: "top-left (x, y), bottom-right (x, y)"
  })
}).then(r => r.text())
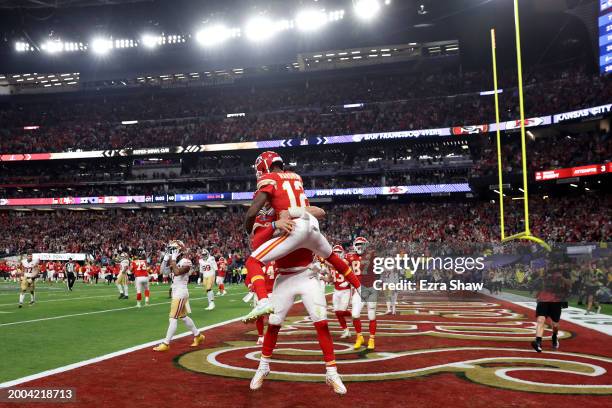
top-left (250, 366), bottom-right (270, 390)
top-left (340, 328), bottom-right (350, 339)
top-left (205, 303), bottom-right (215, 311)
top-left (256, 336), bottom-right (264, 345)
top-left (222, 290), bottom-right (227, 295)
top-left (326, 372), bottom-right (347, 395)
top-left (136, 302), bottom-right (141, 308)
top-left (242, 297), bottom-right (273, 323)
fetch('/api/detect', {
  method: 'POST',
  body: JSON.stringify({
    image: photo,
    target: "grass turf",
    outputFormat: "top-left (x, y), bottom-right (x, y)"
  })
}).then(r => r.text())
top-left (502, 288), bottom-right (612, 315)
top-left (0, 280), bottom-right (251, 383)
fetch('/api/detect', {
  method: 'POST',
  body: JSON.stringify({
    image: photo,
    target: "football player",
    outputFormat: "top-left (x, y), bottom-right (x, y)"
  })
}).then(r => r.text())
top-left (329, 245), bottom-right (353, 339)
top-left (116, 253), bottom-right (130, 300)
top-left (242, 151), bottom-right (361, 323)
top-left (199, 249), bottom-right (218, 310)
top-left (216, 256), bottom-right (228, 296)
top-left (346, 237), bottom-right (378, 351)
top-left (153, 241), bottom-right (205, 352)
top-left (18, 254), bottom-right (39, 308)
top-left (132, 257), bottom-right (150, 307)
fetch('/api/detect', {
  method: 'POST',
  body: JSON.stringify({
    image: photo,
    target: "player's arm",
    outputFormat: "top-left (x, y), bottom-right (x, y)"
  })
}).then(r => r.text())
top-left (278, 205), bottom-right (325, 220)
top-left (169, 260), bottom-right (190, 276)
top-left (244, 191), bottom-right (270, 233)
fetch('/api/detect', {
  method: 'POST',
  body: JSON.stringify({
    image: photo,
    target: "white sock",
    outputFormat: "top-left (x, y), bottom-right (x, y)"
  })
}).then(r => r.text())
top-left (207, 290), bottom-right (214, 304)
top-left (182, 316), bottom-right (199, 336)
top-left (259, 356), bottom-right (271, 370)
top-left (145, 296), bottom-right (149, 303)
top-left (326, 365), bottom-right (338, 375)
top-left (386, 301), bottom-right (391, 311)
top-left (19, 293), bottom-right (25, 304)
top-left (164, 318), bottom-right (178, 344)
top-left (30, 292), bottom-right (35, 302)
top-left (123, 285), bottom-right (129, 296)
top-left (116, 284), bottom-right (123, 294)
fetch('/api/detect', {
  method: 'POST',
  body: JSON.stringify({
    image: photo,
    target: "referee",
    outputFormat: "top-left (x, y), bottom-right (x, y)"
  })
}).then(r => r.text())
top-left (66, 258), bottom-right (77, 291)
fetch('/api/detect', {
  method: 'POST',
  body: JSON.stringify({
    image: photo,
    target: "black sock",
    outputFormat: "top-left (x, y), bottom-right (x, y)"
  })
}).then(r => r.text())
top-left (536, 336), bottom-right (542, 344)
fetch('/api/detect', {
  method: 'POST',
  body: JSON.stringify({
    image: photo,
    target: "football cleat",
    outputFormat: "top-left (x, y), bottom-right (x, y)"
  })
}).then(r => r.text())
top-left (531, 341), bottom-right (542, 353)
top-left (354, 334), bottom-right (365, 350)
top-left (190, 334), bottom-right (205, 347)
top-left (29, 300), bottom-right (35, 305)
top-left (340, 328), bottom-right (350, 339)
top-left (256, 336), bottom-right (264, 345)
top-left (242, 298), bottom-right (274, 323)
top-left (136, 302), bottom-right (141, 308)
top-left (18, 303), bottom-right (23, 308)
top-left (552, 335), bottom-right (559, 350)
top-left (325, 373), bottom-right (347, 395)
top-left (249, 367), bottom-right (270, 390)
top-left (118, 294), bottom-right (124, 299)
top-left (367, 338), bottom-right (375, 350)
top-left (153, 343), bottom-right (170, 352)
top-left (205, 303), bottom-right (215, 311)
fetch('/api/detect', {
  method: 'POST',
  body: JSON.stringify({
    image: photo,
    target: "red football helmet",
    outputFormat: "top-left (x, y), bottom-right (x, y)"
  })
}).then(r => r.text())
top-left (255, 151), bottom-right (283, 178)
top-left (332, 244), bottom-right (345, 257)
top-left (353, 237), bottom-right (369, 255)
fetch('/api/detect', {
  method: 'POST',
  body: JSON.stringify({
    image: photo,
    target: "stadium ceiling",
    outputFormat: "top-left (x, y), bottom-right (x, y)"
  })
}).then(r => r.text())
top-left (0, 0), bottom-right (153, 8)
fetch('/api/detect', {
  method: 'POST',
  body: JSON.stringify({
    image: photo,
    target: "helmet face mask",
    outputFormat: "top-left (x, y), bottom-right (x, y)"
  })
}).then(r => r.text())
top-left (332, 244), bottom-right (345, 258)
top-left (353, 237), bottom-right (368, 255)
top-left (200, 248), bottom-right (209, 258)
top-left (255, 151), bottom-right (283, 178)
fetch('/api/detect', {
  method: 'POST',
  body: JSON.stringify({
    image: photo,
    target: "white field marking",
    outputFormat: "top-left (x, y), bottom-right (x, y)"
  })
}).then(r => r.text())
top-left (0, 315), bottom-right (246, 389)
top-left (0, 290), bottom-right (247, 327)
top-left (0, 287), bottom-right (180, 307)
top-left (0, 291), bottom-right (329, 388)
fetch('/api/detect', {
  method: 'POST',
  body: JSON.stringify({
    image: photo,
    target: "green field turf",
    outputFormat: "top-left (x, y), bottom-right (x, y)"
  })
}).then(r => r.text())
top-left (0, 280), bottom-right (252, 383)
top-left (502, 288), bottom-right (612, 315)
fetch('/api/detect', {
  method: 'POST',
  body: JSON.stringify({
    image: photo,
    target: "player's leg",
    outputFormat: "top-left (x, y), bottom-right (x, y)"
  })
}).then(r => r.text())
top-left (366, 299), bottom-right (378, 350)
top-left (351, 289), bottom-right (364, 349)
top-left (18, 282), bottom-right (26, 308)
top-left (298, 270), bottom-right (346, 395)
top-left (29, 282), bottom-right (35, 304)
top-left (135, 277), bottom-right (144, 307)
top-left (216, 276), bottom-right (226, 295)
top-left (391, 290), bottom-right (398, 314)
top-left (204, 276), bottom-right (215, 310)
top-left (115, 274), bottom-right (124, 299)
top-left (154, 298), bottom-right (185, 351)
top-left (250, 275), bottom-right (294, 391)
top-left (255, 315), bottom-right (265, 345)
top-left (333, 290), bottom-right (351, 338)
top-left (144, 278), bottom-right (150, 305)
top-left (122, 277), bottom-right (129, 299)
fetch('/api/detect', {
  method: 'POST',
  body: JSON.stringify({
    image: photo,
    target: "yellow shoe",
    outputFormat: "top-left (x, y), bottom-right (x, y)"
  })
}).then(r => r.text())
top-left (354, 334), bottom-right (365, 350)
top-left (190, 334), bottom-right (205, 347)
top-left (153, 343), bottom-right (170, 352)
top-left (367, 337), bottom-right (375, 350)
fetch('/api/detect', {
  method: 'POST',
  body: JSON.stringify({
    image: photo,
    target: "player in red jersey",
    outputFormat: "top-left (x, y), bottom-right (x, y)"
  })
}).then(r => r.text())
top-left (215, 256), bottom-right (228, 296)
top-left (242, 151), bottom-right (361, 323)
top-left (244, 152), bottom-right (360, 395)
top-left (326, 244), bottom-right (354, 339)
top-left (346, 237), bottom-right (378, 351)
top-left (132, 258), bottom-right (150, 307)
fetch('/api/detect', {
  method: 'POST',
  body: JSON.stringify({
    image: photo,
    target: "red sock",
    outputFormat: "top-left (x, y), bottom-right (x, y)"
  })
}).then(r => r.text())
top-left (262, 324), bottom-right (281, 358)
top-left (136, 293), bottom-right (142, 301)
top-left (314, 320), bottom-right (336, 365)
top-left (144, 289), bottom-right (150, 298)
top-left (219, 283), bottom-right (225, 292)
top-left (353, 318), bottom-right (362, 334)
top-left (256, 316), bottom-right (265, 336)
top-left (335, 311), bottom-right (347, 329)
top-left (369, 320), bottom-right (377, 337)
top-left (246, 257), bottom-right (268, 300)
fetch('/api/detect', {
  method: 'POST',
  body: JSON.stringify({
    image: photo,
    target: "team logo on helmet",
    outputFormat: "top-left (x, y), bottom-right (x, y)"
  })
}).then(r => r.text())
top-left (255, 151), bottom-right (283, 178)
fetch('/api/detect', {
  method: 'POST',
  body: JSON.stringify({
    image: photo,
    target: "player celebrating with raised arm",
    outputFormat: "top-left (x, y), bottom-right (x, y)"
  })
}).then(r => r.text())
top-left (199, 248), bottom-right (218, 310)
top-left (153, 240), bottom-right (205, 352)
top-left (18, 254), bottom-right (39, 308)
top-left (242, 151), bottom-right (361, 323)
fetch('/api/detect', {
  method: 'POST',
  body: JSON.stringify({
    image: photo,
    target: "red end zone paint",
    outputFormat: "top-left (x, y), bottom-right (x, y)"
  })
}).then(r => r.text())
top-left (7, 294), bottom-right (612, 408)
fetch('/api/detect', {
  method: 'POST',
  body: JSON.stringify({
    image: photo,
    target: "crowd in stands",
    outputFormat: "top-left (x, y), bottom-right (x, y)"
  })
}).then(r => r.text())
top-left (0, 64), bottom-right (609, 154)
top-left (1, 195), bottom-right (608, 261)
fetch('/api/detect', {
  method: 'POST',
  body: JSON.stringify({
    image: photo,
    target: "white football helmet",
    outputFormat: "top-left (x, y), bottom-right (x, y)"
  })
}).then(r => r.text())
top-left (200, 248), bottom-right (210, 258)
top-left (167, 240), bottom-right (186, 256)
top-left (332, 244), bottom-right (345, 258)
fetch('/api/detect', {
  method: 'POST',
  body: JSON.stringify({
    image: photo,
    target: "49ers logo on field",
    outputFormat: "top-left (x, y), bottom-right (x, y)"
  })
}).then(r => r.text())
top-left (451, 125), bottom-right (489, 135)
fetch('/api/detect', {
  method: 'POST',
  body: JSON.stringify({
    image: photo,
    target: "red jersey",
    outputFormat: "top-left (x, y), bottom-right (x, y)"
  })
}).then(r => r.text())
top-left (46, 262), bottom-right (55, 272)
top-left (331, 264), bottom-right (350, 291)
top-left (217, 259), bottom-right (227, 278)
top-left (345, 252), bottom-right (362, 281)
top-left (132, 259), bottom-right (148, 277)
top-left (346, 251), bottom-right (376, 287)
top-left (256, 171), bottom-right (309, 216)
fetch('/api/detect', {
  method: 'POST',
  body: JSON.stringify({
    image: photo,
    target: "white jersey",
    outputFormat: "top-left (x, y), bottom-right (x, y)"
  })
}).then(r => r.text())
top-left (21, 259), bottom-right (39, 278)
top-left (120, 259), bottom-right (130, 274)
top-left (172, 257), bottom-right (193, 297)
top-left (199, 256), bottom-right (217, 277)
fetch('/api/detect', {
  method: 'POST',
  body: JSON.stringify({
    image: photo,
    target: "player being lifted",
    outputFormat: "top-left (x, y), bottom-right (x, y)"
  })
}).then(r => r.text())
top-left (215, 256), bottom-right (228, 296)
top-left (132, 257), bottom-right (150, 307)
top-left (243, 151), bottom-right (361, 395)
top-left (242, 151), bottom-right (360, 322)
top-left (346, 237), bottom-right (378, 350)
top-left (153, 240), bottom-right (205, 352)
top-left (18, 254), bottom-right (39, 308)
top-left (199, 249), bottom-right (218, 310)
top-left (116, 253), bottom-right (130, 300)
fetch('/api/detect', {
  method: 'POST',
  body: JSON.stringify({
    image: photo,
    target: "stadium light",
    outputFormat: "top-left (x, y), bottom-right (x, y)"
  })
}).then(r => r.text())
top-left (354, 0), bottom-right (381, 20)
top-left (141, 34), bottom-right (161, 49)
top-left (245, 16), bottom-right (282, 42)
top-left (196, 24), bottom-right (238, 47)
top-left (91, 37), bottom-right (112, 55)
top-left (41, 40), bottom-right (63, 54)
top-left (295, 9), bottom-right (328, 32)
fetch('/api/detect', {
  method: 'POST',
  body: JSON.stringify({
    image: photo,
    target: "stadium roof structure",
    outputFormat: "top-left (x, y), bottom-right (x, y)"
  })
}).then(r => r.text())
top-left (0, 0), bottom-right (152, 8)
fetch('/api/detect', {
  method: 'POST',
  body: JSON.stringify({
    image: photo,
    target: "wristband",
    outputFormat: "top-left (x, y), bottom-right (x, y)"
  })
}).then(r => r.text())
top-left (271, 221), bottom-right (276, 230)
